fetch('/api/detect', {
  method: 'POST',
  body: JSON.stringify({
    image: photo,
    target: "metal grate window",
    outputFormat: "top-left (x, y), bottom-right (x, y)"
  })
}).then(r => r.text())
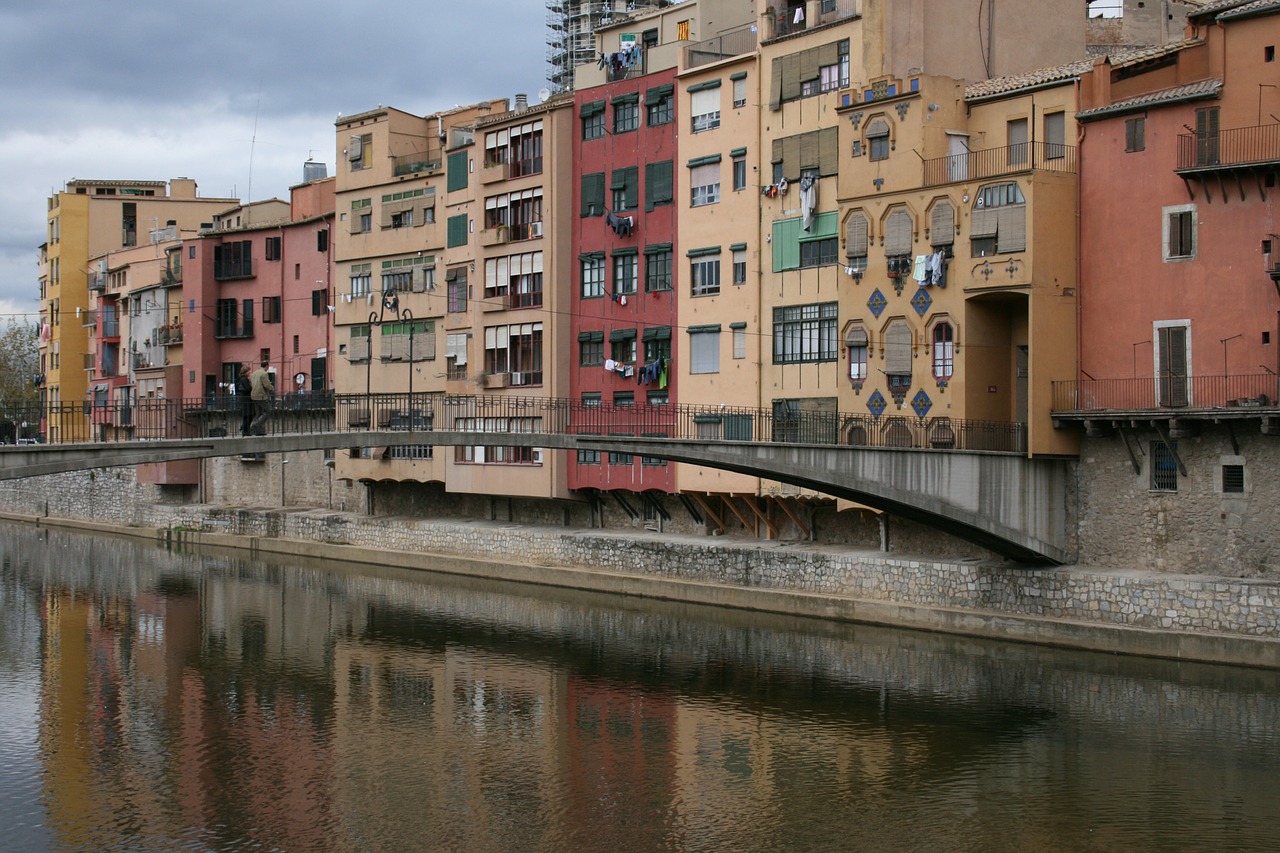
top-left (1222, 464), bottom-right (1245, 494)
top-left (1150, 441), bottom-right (1178, 492)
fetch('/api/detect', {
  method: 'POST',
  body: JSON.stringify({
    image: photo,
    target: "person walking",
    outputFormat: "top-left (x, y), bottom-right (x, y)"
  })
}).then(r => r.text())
top-left (235, 364), bottom-right (254, 436)
top-left (249, 361), bottom-right (275, 435)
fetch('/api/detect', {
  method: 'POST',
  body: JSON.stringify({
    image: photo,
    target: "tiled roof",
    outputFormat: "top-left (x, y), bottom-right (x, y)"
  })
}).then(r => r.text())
top-left (1107, 39), bottom-right (1199, 69)
top-left (964, 59), bottom-right (1095, 100)
top-left (1216, 0), bottom-right (1280, 18)
top-left (1076, 78), bottom-right (1222, 120)
top-left (1189, 0), bottom-right (1263, 16)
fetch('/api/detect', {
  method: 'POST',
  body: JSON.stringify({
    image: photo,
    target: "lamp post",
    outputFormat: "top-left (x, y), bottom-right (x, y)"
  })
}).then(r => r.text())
top-left (368, 289), bottom-right (414, 426)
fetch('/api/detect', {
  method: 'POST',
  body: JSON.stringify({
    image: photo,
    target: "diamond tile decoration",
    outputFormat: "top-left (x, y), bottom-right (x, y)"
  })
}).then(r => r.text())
top-left (867, 288), bottom-right (887, 318)
top-left (867, 389), bottom-right (887, 418)
top-left (911, 389), bottom-right (932, 418)
top-left (911, 286), bottom-right (932, 316)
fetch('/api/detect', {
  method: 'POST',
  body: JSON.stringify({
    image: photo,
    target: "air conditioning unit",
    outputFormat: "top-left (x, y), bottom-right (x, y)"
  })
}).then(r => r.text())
top-left (529, 221), bottom-right (543, 238)
top-left (510, 372), bottom-right (523, 385)
top-left (532, 448), bottom-right (543, 464)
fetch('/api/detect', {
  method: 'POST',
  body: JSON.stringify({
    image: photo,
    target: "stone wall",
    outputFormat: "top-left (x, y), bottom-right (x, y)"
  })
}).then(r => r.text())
top-left (1074, 424), bottom-right (1280, 576)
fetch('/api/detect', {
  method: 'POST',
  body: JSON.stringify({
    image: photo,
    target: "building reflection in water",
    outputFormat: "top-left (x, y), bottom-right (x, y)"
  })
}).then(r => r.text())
top-left (6, 526), bottom-right (1280, 852)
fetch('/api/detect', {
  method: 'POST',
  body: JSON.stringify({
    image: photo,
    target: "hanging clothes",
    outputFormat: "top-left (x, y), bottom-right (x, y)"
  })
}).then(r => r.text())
top-left (793, 6), bottom-right (805, 24)
top-left (799, 175), bottom-right (816, 232)
top-left (929, 251), bottom-right (948, 288)
top-left (913, 255), bottom-right (928, 283)
top-left (606, 210), bottom-right (634, 237)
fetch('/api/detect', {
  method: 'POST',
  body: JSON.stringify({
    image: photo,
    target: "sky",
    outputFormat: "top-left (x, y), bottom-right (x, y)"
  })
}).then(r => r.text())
top-left (0, 1), bottom-right (551, 325)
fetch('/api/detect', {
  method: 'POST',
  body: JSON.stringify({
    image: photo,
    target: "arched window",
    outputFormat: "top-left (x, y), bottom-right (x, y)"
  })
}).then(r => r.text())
top-left (846, 325), bottom-right (868, 381)
top-left (932, 322), bottom-right (954, 378)
top-left (929, 199), bottom-right (955, 249)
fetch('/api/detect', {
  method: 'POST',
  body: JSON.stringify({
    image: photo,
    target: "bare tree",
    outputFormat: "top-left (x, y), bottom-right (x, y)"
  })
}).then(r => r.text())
top-left (0, 321), bottom-right (40, 440)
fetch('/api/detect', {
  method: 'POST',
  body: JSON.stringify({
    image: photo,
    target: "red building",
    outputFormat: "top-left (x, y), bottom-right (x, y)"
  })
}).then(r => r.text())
top-left (184, 177), bottom-right (335, 402)
top-left (569, 50), bottom-right (679, 497)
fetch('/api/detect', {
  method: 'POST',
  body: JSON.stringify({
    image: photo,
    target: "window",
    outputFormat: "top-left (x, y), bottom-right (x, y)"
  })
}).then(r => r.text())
top-left (884, 319), bottom-right (913, 385)
top-left (312, 289), bottom-right (327, 316)
top-left (690, 254), bottom-right (721, 297)
top-left (447, 214), bottom-right (468, 248)
top-left (262, 296), bottom-right (281, 324)
top-left (446, 269), bottom-right (468, 313)
top-left (1045, 112), bottom-right (1066, 160)
top-left (1223, 463), bottom-right (1245, 493)
top-left (1163, 204), bottom-right (1196, 260)
top-left (486, 252), bottom-right (543, 309)
top-left (1007, 118), bottom-right (1028, 166)
top-left (645, 247), bottom-right (672, 292)
top-left (447, 150), bottom-right (469, 192)
top-left (611, 166), bottom-right (639, 211)
top-left (800, 238), bottom-right (837, 268)
top-left (733, 247), bottom-right (747, 285)
top-left (578, 432), bottom-right (601, 465)
top-left (265, 236), bottom-right (281, 261)
top-left (581, 254), bottom-right (605, 298)
top-left (645, 161), bottom-right (673, 210)
top-left (1125, 116), bottom-right (1146, 152)
top-left (582, 172), bottom-right (605, 217)
top-left (1194, 106), bottom-right (1220, 166)
top-left (350, 264), bottom-right (371, 297)
top-left (932, 322), bottom-right (954, 379)
top-left (732, 324), bottom-right (747, 359)
top-left (647, 390), bottom-right (669, 406)
top-left (773, 303), bottom-right (838, 364)
top-left (484, 322), bottom-right (543, 385)
top-left (732, 152), bottom-right (747, 190)
top-left (487, 120), bottom-right (544, 177)
top-left (846, 326), bottom-right (868, 380)
top-left (581, 100), bottom-right (605, 140)
top-left (350, 198), bottom-right (372, 234)
top-left (213, 240), bottom-right (252, 280)
top-left (930, 200), bottom-right (956, 250)
top-left (348, 133), bottom-right (372, 170)
top-left (579, 331), bottom-right (604, 366)
top-left (867, 118), bottom-right (890, 161)
top-left (646, 84), bottom-right (674, 125)
top-left (690, 162), bottom-right (721, 207)
top-left (769, 39), bottom-right (848, 108)
top-left (613, 252), bottom-right (638, 296)
top-left (689, 327), bottom-right (721, 374)
top-left (971, 183), bottom-right (1026, 256)
top-left (348, 325), bottom-right (371, 362)
top-left (732, 75), bottom-right (747, 108)
top-left (1150, 441), bottom-right (1179, 491)
top-left (614, 392), bottom-right (635, 407)
top-left (610, 329), bottom-right (637, 364)
top-left (690, 83), bottom-right (721, 132)
top-left (317, 230), bottom-right (328, 252)
top-left (609, 433), bottom-right (633, 466)
top-left (613, 95), bottom-right (639, 133)
top-left (1155, 321), bottom-right (1190, 407)
top-left (771, 127), bottom-right (840, 181)
top-left (641, 433), bottom-right (668, 467)
top-left (643, 326), bottom-right (671, 362)
top-left (446, 333), bottom-right (469, 380)
top-left (582, 392), bottom-right (602, 408)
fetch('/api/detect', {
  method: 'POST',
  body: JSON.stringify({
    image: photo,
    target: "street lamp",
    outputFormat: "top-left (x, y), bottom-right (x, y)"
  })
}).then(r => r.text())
top-left (367, 289), bottom-right (415, 427)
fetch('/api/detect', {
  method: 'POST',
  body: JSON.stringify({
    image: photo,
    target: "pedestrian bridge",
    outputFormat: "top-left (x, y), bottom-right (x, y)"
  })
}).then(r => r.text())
top-left (0, 394), bottom-right (1073, 564)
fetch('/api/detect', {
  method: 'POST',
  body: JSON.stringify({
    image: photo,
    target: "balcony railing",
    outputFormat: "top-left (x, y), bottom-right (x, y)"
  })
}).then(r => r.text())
top-left (685, 24), bottom-right (757, 69)
top-left (923, 141), bottom-right (1077, 187)
top-left (1052, 374), bottom-right (1278, 412)
top-left (393, 153), bottom-right (441, 177)
top-left (1176, 124), bottom-right (1280, 171)
top-left (766, 0), bottom-right (861, 41)
top-left (214, 318), bottom-right (254, 339)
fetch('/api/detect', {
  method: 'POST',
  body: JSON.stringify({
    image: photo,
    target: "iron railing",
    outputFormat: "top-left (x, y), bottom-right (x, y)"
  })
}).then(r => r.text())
top-left (767, 0), bottom-right (861, 40)
top-left (1052, 374), bottom-right (1278, 412)
top-left (923, 142), bottom-right (1077, 187)
top-left (684, 24), bottom-right (757, 69)
top-left (392, 153), bottom-right (441, 177)
top-left (1176, 124), bottom-right (1280, 171)
top-left (0, 393), bottom-right (1027, 454)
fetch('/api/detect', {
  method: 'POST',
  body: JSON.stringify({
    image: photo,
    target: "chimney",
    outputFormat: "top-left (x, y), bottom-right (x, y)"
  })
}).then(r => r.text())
top-left (515, 93), bottom-right (529, 112)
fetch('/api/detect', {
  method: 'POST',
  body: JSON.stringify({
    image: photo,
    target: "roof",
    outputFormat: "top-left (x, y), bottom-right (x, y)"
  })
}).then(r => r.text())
top-left (1107, 38), bottom-right (1199, 69)
top-left (1216, 0), bottom-right (1280, 18)
top-left (964, 58), bottom-right (1095, 101)
top-left (1188, 0), bottom-right (1276, 17)
top-left (1076, 78), bottom-right (1222, 120)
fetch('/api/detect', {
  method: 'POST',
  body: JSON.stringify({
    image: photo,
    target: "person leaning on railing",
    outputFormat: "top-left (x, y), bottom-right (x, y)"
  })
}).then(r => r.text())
top-left (249, 361), bottom-right (274, 436)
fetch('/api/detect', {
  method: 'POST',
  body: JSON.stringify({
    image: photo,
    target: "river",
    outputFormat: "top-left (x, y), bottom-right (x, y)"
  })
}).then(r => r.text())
top-left (0, 523), bottom-right (1277, 852)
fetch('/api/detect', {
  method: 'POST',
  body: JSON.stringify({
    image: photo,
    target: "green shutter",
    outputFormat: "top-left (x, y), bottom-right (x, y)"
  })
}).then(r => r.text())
top-left (772, 217), bottom-right (802, 271)
top-left (645, 160), bottom-right (673, 210)
top-left (582, 172), bottom-right (604, 217)
top-left (447, 150), bottom-right (468, 192)
top-left (447, 214), bottom-right (468, 248)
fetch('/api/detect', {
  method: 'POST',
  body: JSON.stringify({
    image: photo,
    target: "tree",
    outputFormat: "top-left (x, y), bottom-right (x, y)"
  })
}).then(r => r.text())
top-left (0, 320), bottom-right (40, 414)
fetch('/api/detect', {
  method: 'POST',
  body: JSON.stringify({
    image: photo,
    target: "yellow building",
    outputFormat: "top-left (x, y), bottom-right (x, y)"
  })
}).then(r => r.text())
top-left (41, 178), bottom-right (238, 442)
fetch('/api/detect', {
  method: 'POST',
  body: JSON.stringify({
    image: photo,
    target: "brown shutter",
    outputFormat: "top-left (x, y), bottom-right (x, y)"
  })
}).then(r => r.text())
top-left (885, 320), bottom-right (913, 375)
top-left (997, 205), bottom-right (1026, 252)
top-left (845, 326), bottom-right (868, 347)
top-left (845, 212), bottom-right (868, 259)
top-left (798, 131), bottom-right (820, 171)
top-left (819, 127), bottom-right (839, 176)
top-left (769, 56), bottom-right (784, 111)
top-left (780, 52), bottom-right (803, 103)
top-left (970, 207), bottom-right (998, 238)
top-left (930, 201), bottom-right (955, 246)
top-left (884, 209), bottom-right (913, 256)
top-left (798, 46), bottom-right (820, 87)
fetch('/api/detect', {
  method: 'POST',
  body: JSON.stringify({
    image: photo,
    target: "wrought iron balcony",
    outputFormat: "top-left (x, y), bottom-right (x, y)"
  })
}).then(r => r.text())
top-left (392, 153), bottom-right (441, 177)
top-left (685, 24), bottom-right (757, 70)
top-left (1052, 374), bottom-right (1278, 414)
top-left (1177, 123), bottom-right (1280, 171)
top-left (923, 142), bottom-right (1076, 187)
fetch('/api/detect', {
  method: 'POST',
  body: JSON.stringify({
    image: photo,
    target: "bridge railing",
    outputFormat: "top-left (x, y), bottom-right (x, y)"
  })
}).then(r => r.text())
top-left (2, 393), bottom-right (1026, 453)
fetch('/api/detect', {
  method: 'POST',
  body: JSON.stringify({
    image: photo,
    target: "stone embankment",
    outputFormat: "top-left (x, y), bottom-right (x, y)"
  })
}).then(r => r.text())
top-left (4, 501), bottom-right (1278, 670)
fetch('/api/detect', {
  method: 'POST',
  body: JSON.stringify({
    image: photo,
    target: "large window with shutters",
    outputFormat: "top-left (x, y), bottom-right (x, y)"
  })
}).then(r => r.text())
top-left (774, 212), bottom-right (838, 272)
top-left (771, 127), bottom-right (839, 182)
top-left (929, 199), bottom-right (956, 249)
top-left (579, 331), bottom-right (604, 366)
top-left (845, 210), bottom-right (869, 271)
top-left (773, 303), bottom-right (837, 364)
top-left (581, 254), bottom-right (605, 298)
top-left (690, 161), bottom-right (721, 207)
top-left (1194, 106), bottom-right (1219, 166)
top-left (581, 100), bottom-right (605, 140)
top-left (446, 268), bottom-right (467, 313)
top-left (1155, 321), bottom-right (1190, 407)
top-left (689, 249), bottom-right (721, 296)
top-left (866, 117), bottom-right (891, 161)
top-left (1045, 112), bottom-right (1066, 160)
top-left (611, 167), bottom-right (639, 211)
top-left (970, 183), bottom-right (1025, 256)
top-left (613, 251), bottom-right (638, 296)
top-left (645, 245), bottom-right (672, 292)
top-left (485, 252), bottom-right (543, 308)
top-left (883, 208), bottom-right (914, 269)
top-left (381, 188), bottom-right (433, 229)
top-left (846, 325), bottom-right (869, 381)
top-left (646, 84), bottom-right (674, 125)
top-left (689, 326), bottom-right (721, 374)
top-left (883, 318), bottom-right (913, 384)
top-left (932, 321), bottom-right (954, 379)
top-left (348, 326), bottom-right (371, 363)
top-left (769, 39), bottom-right (849, 109)
top-left (645, 160), bottom-right (673, 210)
top-left (446, 214), bottom-right (468, 248)
top-left (690, 82), bottom-right (721, 132)
top-left (1163, 203), bottom-right (1196, 261)
top-left (447, 150), bottom-right (469, 192)
top-left (613, 94), bottom-right (639, 134)
top-left (582, 172), bottom-right (604, 217)
top-left (1007, 118), bottom-right (1028, 166)
top-left (348, 133), bottom-right (372, 171)
top-left (484, 322), bottom-right (543, 386)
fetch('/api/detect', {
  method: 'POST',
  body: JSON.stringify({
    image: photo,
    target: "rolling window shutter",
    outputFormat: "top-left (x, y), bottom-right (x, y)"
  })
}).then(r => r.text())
top-left (845, 327), bottom-right (868, 347)
top-left (931, 201), bottom-right (955, 246)
top-left (845, 212), bottom-right (868, 258)
top-left (798, 46), bottom-right (820, 86)
top-left (582, 172), bottom-right (604, 217)
top-left (866, 118), bottom-right (890, 139)
top-left (818, 127), bottom-right (839, 176)
top-left (884, 210), bottom-right (913, 256)
top-left (885, 321), bottom-right (912, 374)
top-left (691, 88), bottom-right (719, 117)
top-left (997, 206), bottom-right (1026, 252)
top-left (798, 132), bottom-right (820, 172)
top-left (780, 52), bottom-right (802, 103)
top-left (970, 207), bottom-right (998, 238)
top-left (769, 56), bottom-right (784, 111)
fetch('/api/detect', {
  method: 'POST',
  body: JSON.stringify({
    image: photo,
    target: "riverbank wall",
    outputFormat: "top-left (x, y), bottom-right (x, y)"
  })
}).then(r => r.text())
top-left (4, 498), bottom-right (1278, 670)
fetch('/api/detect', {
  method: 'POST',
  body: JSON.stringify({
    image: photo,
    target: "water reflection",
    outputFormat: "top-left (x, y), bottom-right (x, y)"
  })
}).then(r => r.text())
top-left (1, 525), bottom-right (1278, 852)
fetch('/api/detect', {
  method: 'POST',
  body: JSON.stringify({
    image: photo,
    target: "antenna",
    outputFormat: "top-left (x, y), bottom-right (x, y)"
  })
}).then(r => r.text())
top-left (246, 81), bottom-right (263, 224)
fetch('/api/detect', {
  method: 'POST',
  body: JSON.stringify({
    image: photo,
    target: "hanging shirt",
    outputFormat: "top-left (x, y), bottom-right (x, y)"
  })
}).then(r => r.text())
top-left (913, 255), bottom-right (928, 283)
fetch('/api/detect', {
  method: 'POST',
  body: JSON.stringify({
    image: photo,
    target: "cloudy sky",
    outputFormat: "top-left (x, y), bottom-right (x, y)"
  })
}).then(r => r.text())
top-left (0, 1), bottom-right (550, 323)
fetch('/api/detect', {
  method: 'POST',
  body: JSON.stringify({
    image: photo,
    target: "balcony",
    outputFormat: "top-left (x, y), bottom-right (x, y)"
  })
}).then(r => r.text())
top-left (765, 0), bottom-right (861, 42)
top-left (1052, 374), bottom-right (1280, 434)
top-left (1176, 124), bottom-right (1280, 202)
top-left (88, 272), bottom-right (105, 291)
top-left (481, 372), bottom-right (509, 390)
top-left (154, 323), bottom-right (183, 346)
top-left (81, 309), bottom-right (97, 328)
top-left (685, 24), bottom-right (757, 70)
top-left (392, 153), bottom-right (441, 177)
top-left (922, 141), bottom-right (1077, 187)
top-left (214, 319), bottom-right (254, 339)
top-left (480, 226), bottom-right (510, 247)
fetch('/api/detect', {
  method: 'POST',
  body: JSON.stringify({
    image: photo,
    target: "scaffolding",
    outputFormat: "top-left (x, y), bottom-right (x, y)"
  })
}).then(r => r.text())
top-left (546, 0), bottom-right (670, 93)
